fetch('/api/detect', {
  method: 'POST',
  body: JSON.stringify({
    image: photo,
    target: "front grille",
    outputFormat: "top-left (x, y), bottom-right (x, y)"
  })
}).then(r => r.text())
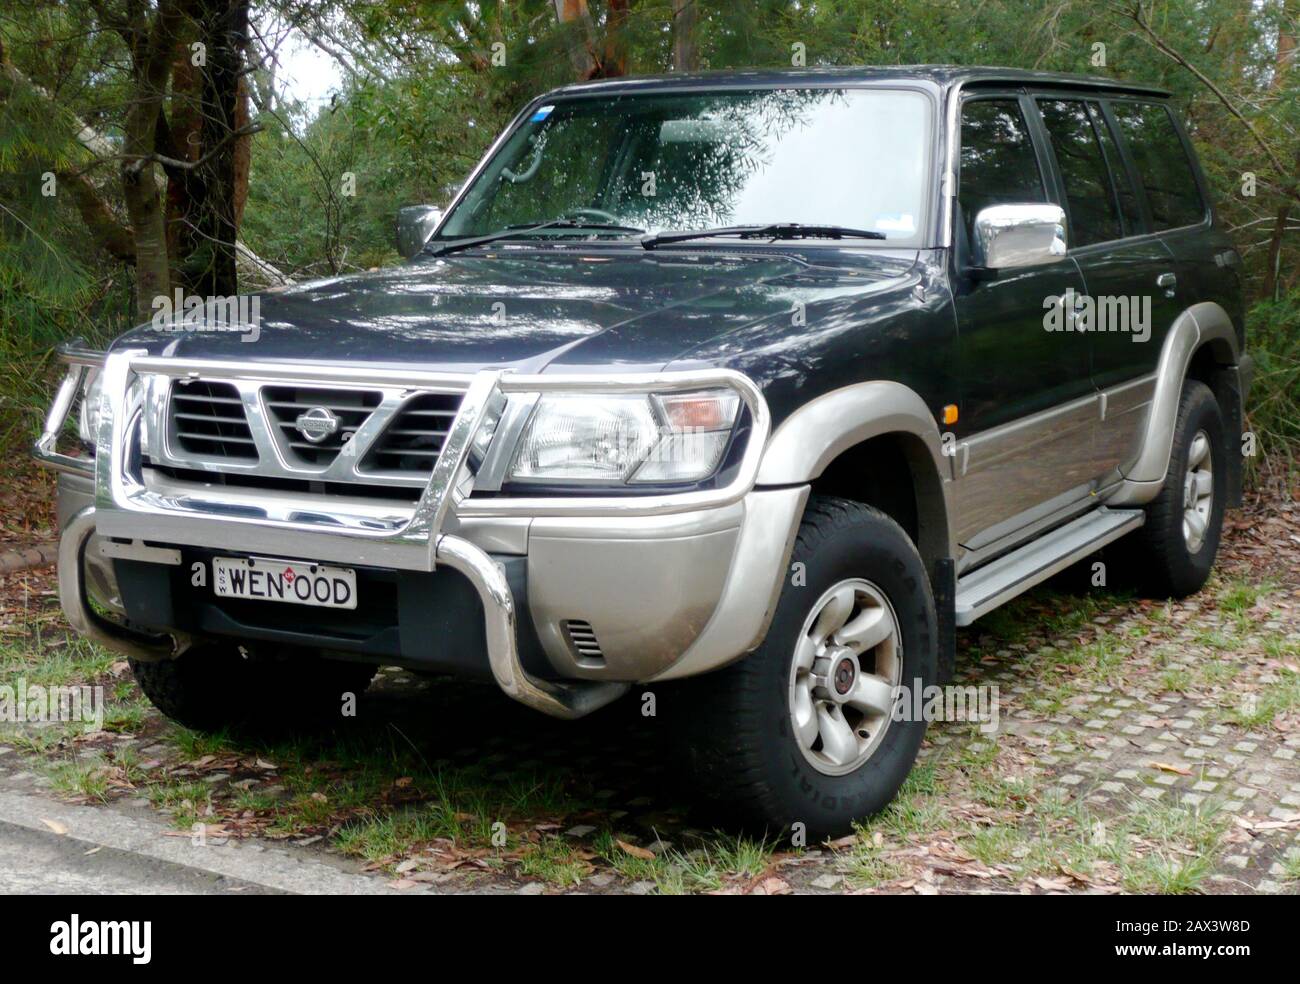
top-left (563, 619), bottom-right (606, 666)
top-left (363, 392), bottom-right (461, 476)
top-left (263, 386), bottom-right (382, 467)
top-left (170, 380), bottom-right (257, 461)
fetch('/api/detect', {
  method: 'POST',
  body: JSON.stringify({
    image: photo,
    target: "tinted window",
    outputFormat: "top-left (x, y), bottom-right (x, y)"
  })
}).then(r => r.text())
top-left (958, 99), bottom-right (1046, 240)
top-left (1110, 102), bottom-right (1205, 230)
top-left (1090, 104), bottom-right (1143, 235)
top-left (1037, 99), bottom-right (1122, 246)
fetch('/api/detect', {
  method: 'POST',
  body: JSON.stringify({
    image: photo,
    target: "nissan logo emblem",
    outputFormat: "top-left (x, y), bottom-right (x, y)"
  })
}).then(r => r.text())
top-left (295, 407), bottom-right (341, 443)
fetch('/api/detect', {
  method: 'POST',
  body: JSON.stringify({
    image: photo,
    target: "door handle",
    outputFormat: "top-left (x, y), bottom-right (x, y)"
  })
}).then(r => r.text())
top-left (1156, 272), bottom-right (1177, 297)
top-left (1054, 291), bottom-right (1087, 328)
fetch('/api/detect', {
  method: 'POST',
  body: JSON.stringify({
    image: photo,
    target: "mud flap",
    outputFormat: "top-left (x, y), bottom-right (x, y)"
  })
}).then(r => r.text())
top-left (933, 557), bottom-right (956, 684)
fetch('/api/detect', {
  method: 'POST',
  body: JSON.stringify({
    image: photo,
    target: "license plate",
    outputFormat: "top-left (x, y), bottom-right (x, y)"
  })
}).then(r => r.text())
top-left (212, 557), bottom-right (357, 610)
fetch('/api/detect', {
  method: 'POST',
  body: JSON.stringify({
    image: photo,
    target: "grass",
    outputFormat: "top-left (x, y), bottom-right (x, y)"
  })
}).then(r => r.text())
top-left (146, 780), bottom-right (214, 828)
top-left (1281, 853), bottom-right (1300, 884)
top-left (0, 633), bottom-right (118, 687)
top-left (591, 829), bottom-right (773, 894)
top-left (1217, 578), bottom-right (1274, 617)
top-left (334, 803), bottom-right (466, 864)
top-left (517, 836), bottom-right (592, 887)
top-left (47, 758), bottom-right (109, 802)
top-left (1223, 667), bottom-right (1300, 728)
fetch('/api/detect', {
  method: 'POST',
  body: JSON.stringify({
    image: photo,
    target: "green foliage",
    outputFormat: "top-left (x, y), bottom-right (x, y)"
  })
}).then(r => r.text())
top-left (1, 0), bottom-right (1297, 468)
top-left (1243, 295), bottom-right (1300, 476)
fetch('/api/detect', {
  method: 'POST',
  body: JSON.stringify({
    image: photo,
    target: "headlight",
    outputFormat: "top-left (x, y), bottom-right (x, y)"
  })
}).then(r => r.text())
top-left (77, 368), bottom-right (102, 448)
top-left (508, 389), bottom-right (741, 486)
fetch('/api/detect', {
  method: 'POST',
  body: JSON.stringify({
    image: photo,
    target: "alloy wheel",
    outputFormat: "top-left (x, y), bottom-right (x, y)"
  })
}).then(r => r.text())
top-left (788, 578), bottom-right (902, 776)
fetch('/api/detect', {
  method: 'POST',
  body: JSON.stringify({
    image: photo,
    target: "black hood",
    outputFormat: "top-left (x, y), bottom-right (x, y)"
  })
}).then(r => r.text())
top-left (114, 247), bottom-right (918, 376)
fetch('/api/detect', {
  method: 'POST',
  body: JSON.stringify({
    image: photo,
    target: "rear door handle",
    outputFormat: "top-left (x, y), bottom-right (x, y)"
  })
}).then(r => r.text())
top-left (1156, 272), bottom-right (1177, 297)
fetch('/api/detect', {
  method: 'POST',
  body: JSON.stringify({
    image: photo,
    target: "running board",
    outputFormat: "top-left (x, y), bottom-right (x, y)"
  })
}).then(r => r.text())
top-left (954, 507), bottom-right (1144, 626)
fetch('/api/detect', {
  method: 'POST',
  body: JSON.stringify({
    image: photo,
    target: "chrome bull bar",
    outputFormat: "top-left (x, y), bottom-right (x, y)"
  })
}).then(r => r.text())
top-left (34, 345), bottom-right (770, 719)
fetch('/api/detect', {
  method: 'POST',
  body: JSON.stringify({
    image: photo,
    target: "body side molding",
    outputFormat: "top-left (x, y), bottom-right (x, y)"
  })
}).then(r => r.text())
top-left (1107, 301), bottom-right (1240, 507)
top-left (756, 380), bottom-right (954, 562)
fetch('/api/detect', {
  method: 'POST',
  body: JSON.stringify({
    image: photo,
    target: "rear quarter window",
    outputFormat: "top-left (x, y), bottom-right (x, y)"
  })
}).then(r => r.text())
top-left (1109, 102), bottom-right (1206, 230)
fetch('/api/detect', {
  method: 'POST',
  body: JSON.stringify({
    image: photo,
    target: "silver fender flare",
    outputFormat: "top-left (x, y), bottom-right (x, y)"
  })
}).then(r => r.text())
top-left (756, 380), bottom-right (954, 563)
top-left (1109, 301), bottom-right (1240, 506)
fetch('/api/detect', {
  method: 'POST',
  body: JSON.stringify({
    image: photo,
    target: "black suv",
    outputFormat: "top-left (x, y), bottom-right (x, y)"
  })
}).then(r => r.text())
top-left (36, 67), bottom-right (1249, 836)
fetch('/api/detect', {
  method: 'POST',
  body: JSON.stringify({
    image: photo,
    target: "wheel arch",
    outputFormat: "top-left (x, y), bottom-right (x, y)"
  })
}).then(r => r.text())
top-left (756, 381), bottom-right (954, 569)
top-left (1110, 301), bottom-right (1243, 505)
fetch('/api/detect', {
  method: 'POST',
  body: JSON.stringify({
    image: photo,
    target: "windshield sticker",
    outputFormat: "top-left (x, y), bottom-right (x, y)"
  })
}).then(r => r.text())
top-left (875, 213), bottom-right (915, 234)
top-left (530, 104), bottom-right (554, 122)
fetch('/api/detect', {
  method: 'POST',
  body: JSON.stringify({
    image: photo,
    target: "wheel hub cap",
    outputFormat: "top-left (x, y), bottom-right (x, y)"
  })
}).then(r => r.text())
top-left (813, 649), bottom-right (860, 704)
top-left (787, 578), bottom-right (902, 776)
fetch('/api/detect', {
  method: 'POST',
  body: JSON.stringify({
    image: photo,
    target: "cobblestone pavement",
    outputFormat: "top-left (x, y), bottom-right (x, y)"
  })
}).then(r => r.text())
top-left (0, 490), bottom-right (1296, 894)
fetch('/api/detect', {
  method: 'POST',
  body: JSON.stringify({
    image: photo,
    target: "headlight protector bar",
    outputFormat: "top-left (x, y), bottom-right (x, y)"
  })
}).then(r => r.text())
top-left (37, 348), bottom-right (769, 570)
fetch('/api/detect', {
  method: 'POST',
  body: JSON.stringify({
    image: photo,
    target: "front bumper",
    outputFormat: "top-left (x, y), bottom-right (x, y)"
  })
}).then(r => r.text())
top-left (55, 471), bottom-right (807, 695)
top-left (40, 348), bottom-right (802, 718)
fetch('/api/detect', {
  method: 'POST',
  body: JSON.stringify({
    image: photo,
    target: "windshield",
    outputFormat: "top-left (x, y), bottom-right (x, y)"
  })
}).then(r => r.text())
top-left (436, 87), bottom-right (933, 247)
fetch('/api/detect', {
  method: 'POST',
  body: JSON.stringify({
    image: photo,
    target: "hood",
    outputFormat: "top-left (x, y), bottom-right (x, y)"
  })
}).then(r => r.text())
top-left (115, 247), bottom-right (919, 375)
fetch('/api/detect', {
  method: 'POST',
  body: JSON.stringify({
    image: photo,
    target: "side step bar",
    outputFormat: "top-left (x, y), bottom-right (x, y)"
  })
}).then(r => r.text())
top-left (954, 507), bottom-right (1145, 626)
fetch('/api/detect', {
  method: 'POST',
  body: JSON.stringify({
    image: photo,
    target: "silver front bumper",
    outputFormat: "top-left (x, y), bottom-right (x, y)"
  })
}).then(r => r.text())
top-left (38, 346), bottom-right (797, 718)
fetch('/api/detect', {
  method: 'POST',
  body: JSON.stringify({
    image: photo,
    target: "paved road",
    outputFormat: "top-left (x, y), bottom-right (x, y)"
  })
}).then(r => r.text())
top-left (0, 785), bottom-right (410, 895)
top-left (0, 819), bottom-right (276, 893)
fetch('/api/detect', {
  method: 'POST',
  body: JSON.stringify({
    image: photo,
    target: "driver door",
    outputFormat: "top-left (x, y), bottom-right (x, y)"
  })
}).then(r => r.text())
top-left (949, 94), bottom-right (1098, 561)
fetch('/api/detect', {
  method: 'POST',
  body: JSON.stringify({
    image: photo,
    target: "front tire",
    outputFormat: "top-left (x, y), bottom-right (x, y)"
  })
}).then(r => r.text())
top-left (684, 497), bottom-right (937, 839)
top-left (1125, 380), bottom-right (1227, 598)
top-left (130, 644), bottom-right (376, 734)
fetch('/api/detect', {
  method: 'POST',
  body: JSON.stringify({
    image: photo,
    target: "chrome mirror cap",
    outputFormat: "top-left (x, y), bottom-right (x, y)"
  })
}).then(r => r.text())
top-left (973, 203), bottom-right (1067, 270)
top-left (396, 205), bottom-right (444, 259)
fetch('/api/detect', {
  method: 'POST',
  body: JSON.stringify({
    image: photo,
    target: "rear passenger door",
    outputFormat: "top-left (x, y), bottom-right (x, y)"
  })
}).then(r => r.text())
top-left (1107, 99), bottom-right (1240, 326)
top-left (1031, 95), bottom-right (1182, 478)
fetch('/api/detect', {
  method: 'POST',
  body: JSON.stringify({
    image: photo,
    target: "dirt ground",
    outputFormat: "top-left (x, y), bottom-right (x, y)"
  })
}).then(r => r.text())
top-left (0, 461), bottom-right (1297, 895)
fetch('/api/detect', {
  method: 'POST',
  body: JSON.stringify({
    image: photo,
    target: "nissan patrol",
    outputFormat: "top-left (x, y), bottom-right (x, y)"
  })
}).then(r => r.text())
top-left (34, 67), bottom-right (1250, 836)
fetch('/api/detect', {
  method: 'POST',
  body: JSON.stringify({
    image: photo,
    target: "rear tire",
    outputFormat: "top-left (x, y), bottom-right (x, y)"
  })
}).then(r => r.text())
top-left (130, 645), bottom-right (376, 734)
top-left (1125, 380), bottom-right (1227, 598)
top-left (682, 496), bottom-right (937, 840)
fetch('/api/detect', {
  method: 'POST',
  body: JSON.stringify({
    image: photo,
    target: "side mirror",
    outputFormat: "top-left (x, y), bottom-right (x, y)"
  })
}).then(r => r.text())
top-left (396, 205), bottom-right (443, 259)
top-left (972, 203), bottom-right (1067, 270)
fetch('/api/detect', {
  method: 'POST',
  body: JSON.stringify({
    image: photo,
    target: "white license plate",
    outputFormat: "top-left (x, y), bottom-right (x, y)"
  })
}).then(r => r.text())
top-left (212, 557), bottom-right (357, 610)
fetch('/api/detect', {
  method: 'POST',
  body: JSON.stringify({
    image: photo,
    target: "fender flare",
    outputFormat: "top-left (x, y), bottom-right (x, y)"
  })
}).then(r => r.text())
top-left (1109, 301), bottom-right (1240, 505)
top-left (756, 380), bottom-right (954, 563)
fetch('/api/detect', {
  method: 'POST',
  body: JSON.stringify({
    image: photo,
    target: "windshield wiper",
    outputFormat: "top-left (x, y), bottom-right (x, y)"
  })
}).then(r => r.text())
top-left (640, 223), bottom-right (886, 250)
top-left (426, 217), bottom-right (645, 257)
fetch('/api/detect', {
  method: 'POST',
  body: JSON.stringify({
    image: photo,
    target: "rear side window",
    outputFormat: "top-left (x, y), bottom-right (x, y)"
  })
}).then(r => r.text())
top-left (958, 99), bottom-right (1046, 240)
top-left (1109, 102), bottom-right (1206, 230)
top-left (1036, 99), bottom-right (1122, 247)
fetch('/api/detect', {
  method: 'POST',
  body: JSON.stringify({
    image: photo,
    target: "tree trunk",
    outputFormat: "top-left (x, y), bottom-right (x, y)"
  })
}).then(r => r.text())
top-left (602, 0), bottom-right (630, 77)
top-left (1263, 1), bottom-right (1299, 299)
top-left (671, 0), bottom-right (699, 72)
top-left (553, 0), bottom-right (596, 78)
top-left (192, 0), bottom-right (250, 298)
top-left (1275, 0), bottom-right (1296, 91)
top-left (0, 55), bottom-right (287, 289)
top-left (163, 51), bottom-right (204, 284)
top-left (120, 1), bottom-right (186, 323)
top-left (1262, 150), bottom-right (1300, 299)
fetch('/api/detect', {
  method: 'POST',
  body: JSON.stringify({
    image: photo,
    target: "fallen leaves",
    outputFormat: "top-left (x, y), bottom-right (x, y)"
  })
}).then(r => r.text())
top-left (615, 839), bottom-right (656, 861)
